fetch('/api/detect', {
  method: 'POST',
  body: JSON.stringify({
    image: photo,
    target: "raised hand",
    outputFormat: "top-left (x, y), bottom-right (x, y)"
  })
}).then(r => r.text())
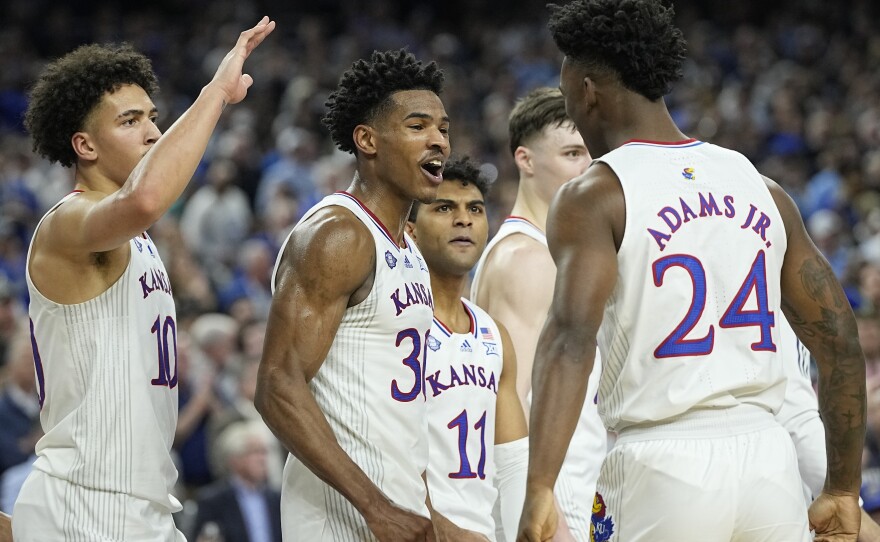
top-left (209, 16), bottom-right (276, 106)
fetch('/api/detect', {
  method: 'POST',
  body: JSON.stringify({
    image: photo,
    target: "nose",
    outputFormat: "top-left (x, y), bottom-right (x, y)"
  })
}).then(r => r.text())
top-left (453, 207), bottom-right (472, 227)
top-left (146, 122), bottom-right (162, 145)
top-left (428, 125), bottom-right (449, 154)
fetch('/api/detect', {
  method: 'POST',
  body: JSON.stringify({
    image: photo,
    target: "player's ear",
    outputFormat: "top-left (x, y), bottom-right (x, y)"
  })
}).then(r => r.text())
top-left (583, 76), bottom-right (598, 113)
top-left (513, 146), bottom-right (533, 176)
top-left (353, 124), bottom-right (377, 156)
top-left (404, 220), bottom-right (417, 241)
top-left (71, 132), bottom-right (97, 161)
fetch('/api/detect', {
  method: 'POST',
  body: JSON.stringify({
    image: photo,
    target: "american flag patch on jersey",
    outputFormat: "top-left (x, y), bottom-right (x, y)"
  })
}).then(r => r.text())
top-left (480, 327), bottom-right (494, 340)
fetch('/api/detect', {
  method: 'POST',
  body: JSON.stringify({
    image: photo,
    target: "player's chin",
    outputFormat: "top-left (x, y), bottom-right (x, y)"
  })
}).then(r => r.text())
top-left (413, 186), bottom-right (440, 205)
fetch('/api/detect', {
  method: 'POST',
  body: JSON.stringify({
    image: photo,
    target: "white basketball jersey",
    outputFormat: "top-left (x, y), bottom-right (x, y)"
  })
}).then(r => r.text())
top-left (272, 192), bottom-right (434, 541)
top-left (25, 191), bottom-right (180, 511)
top-left (596, 139), bottom-right (788, 432)
top-left (425, 299), bottom-right (504, 540)
top-left (471, 217), bottom-right (606, 541)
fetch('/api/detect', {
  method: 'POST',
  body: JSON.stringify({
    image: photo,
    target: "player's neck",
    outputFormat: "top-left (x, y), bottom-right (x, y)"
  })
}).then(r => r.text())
top-left (75, 164), bottom-right (125, 195)
top-left (509, 186), bottom-right (548, 232)
top-left (608, 99), bottom-right (688, 150)
top-left (346, 172), bottom-right (413, 247)
top-left (430, 272), bottom-right (470, 333)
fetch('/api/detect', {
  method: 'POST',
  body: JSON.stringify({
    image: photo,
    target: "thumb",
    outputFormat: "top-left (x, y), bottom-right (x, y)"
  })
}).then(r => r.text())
top-left (241, 73), bottom-right (254, 90)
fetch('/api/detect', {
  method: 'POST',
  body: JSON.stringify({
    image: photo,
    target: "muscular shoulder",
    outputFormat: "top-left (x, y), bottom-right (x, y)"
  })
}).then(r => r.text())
top-left (489, 234), bottom-right (553, 275)
top-left (550, 163), bottom-right (625, 250)
top-left (478, 234), bottom-right (554, 305)
top-left (275, 206), bottom-right (375, 298)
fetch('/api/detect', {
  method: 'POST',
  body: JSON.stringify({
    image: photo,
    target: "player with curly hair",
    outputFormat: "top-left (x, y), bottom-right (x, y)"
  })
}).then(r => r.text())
top-left (12, 17), bottom-right (275, 542)
top-left (257, 50), bottom-right (483, 541)
top-left (519, 1), bottom-right (866, 541)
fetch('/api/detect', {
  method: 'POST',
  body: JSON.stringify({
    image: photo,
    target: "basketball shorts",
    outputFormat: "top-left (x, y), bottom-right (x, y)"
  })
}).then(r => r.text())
top-left (591, 404), bottom-right (810, 542)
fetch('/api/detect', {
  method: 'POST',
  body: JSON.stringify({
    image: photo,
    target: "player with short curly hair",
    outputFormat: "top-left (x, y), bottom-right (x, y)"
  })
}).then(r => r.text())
top-left (323, 48), bottom-right (444, 155)
top-left (24, 43), bottom-right (159, 168)
top-left (12, 17), bottom-right (274, 542)
top-left (258, 50), bottom-right (485, 541)
top-left (547, 0), bottom-right (686, 102)
top-left (519, 1), bottom-right (867, 541)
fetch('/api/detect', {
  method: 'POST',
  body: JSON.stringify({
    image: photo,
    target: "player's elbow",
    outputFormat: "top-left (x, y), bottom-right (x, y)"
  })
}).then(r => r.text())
top-left (253, 369), bottom-right (280, 421)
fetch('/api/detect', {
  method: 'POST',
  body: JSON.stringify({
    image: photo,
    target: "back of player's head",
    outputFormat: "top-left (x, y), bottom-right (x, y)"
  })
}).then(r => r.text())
top-left (25, 43), bottom-right (159, 168)
top-left (508, 87), bottom-right (570, 156)
top-left (408, 155), bottom-right (490, 221)
top-left (323, 49), bottom-right (445, 155)
top-left (548, 0), bottom-right (687, 101)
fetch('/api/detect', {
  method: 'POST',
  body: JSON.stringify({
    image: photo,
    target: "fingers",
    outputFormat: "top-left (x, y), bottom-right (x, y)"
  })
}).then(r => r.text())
top-left (240, 16), bottom-right (276, 47)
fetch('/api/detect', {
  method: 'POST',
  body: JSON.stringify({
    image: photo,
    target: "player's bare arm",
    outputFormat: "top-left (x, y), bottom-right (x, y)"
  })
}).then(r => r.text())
top-left (767, 177), bottom-right (864, 540)
top-left (256, 207), bottom-right (432, 542)
top-left (475, 238), bottom-right (555, 406)
top-left (0, 511), bottom-right (10, 542)
top-left (496, 322), bottom-right (529, 444)
top-left (519, 164), bottom-right (623, 542)
top-left (29, 17), bottom-right (275, 303)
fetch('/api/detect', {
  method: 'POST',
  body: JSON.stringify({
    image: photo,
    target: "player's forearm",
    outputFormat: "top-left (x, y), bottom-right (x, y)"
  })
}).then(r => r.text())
top-left (526, 326), bottom-right (593, 491)
top-left (119, 85), bottom-right (228, 223)
top-left (782, 259), bottom-right (867, 494)
top-left (255, 371), bottom-right (386, 513)
top-left (817, 350), bottom-right (866, 494)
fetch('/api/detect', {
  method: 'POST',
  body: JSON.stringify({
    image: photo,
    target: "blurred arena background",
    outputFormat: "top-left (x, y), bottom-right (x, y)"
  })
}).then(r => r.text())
top-left (1, 0), bottom-right (880, 537)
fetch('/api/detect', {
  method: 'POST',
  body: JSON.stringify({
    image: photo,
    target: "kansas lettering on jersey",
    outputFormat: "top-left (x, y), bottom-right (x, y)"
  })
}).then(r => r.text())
top-left (426, 299), bottom-right (502, 540)
top-left (471, 217), bottom-right (606, 541)
top-left (25, 192), bottom-right (180, 511)
top-left (272, 192), bottom-right (434, 541)
top-left (595, 139), bottom-right (788, 432)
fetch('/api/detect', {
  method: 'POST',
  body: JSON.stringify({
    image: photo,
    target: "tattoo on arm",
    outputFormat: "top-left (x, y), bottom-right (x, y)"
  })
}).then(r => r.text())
top-left (789, 255), bottom-right (865, 491)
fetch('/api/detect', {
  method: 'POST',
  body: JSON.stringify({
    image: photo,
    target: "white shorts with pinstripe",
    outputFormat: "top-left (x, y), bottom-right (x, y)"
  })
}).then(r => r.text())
top-left (592, 404), bottom-right (810, 542)
top-left (12, 470), bottom-right (185, 541)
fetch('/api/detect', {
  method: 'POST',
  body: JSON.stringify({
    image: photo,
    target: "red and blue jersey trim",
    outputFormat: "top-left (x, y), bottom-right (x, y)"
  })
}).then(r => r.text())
top-left (335, 191), bottom-right (406, 249)
top-left (621, 138), bottom-right (704, 148)
top-left (433, 300), bottom-right (477, 338)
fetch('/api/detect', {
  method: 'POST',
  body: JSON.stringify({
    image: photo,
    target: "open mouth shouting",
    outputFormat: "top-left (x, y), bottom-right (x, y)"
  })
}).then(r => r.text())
top-left (420, 157), bottom-right (445, 184)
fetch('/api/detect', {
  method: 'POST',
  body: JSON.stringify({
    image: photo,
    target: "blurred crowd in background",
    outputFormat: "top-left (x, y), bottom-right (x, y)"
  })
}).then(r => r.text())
top-left (1, 0), bottom-right (880, 538)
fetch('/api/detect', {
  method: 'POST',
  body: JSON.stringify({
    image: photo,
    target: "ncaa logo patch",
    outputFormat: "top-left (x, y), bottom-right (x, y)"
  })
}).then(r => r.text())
top-left (590, 492), bottom-right (614, 542)
top-left (385, 250), bottom-right (397, 269)
top-left (427, 334), bottom-right (441, 351)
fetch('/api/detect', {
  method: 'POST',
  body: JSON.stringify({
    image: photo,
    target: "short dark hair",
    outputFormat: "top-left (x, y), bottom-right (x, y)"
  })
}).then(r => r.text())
top-left (409, 155), bottom-right (490, 221)
top-left (25, 43), bottom-right (159, 167)
top-left (508, 87), bottom-right (571, 156)
top-left (548, 0), bottom-right (687, 101)
top-left (323, 49), bottom-right (445, 155)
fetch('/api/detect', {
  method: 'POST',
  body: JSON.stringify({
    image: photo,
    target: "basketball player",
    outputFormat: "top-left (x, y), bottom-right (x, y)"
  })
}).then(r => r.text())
top-left (470, 87), bottom-right (602, 540)
top-left (777, 317), bottom-right (880, 541)
top-left (12, 18), bottom-right (275, 541)
top-left (256, 50), bottom-right (476, 541)
top-left (519, 1), bottom-right (866, 540)
top-left (407, 156), bottom-right (528, 540)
